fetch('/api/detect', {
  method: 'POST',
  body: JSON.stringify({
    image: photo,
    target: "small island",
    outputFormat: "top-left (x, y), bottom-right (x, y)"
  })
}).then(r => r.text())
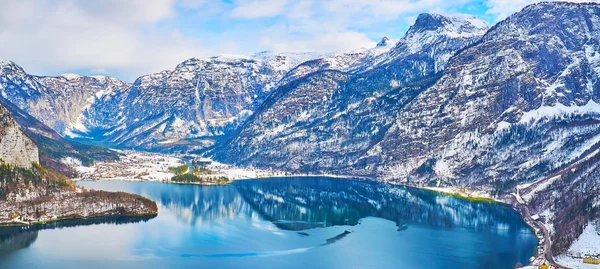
top-left (167, 162), bottom-right (231, 186)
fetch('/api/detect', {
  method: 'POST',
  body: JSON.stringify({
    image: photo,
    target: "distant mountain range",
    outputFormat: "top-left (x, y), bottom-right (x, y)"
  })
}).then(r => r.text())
top-left (0, 1), bottom-right (599, 262)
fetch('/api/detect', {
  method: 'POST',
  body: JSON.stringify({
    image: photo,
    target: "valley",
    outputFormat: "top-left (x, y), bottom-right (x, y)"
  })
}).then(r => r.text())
top-left (0, 1), bottom-right (599, 268)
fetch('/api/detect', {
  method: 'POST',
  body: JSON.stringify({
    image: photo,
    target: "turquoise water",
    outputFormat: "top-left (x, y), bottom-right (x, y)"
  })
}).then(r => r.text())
top-left (0, 177), bottom-right (537, 268)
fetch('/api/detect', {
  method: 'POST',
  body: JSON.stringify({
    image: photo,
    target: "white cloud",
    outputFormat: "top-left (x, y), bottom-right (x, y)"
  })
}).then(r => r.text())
top-left (2, 0), bottom-right (593, 81)
top-left (260, 30), bottom-right (375, 53)
top-left (179, 0), bottom-right (210, 9)
top-left (0, 0), bottom-right (218, 81)
top-left (485, 0), bottom-right (598, 22)
top-left (230, 0), bottom-right (290, 19)
top-left (212, 0), bottom-right (479, 54)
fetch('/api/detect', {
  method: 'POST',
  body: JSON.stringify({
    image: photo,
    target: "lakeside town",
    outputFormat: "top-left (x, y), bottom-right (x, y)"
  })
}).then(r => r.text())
top-left (68, 150), bottom-right (295, 184)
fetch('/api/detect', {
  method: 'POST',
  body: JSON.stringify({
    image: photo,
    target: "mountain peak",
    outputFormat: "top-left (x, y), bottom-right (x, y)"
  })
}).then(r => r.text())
top-left (376, 36), bottom-right (393, 47)
top-left (406, 13), bottom-right (488, 39)
top-left (0, 60), bottom-right (25, 73)
top-left (60, 73), bottom-right (83, 80)
top-left (410, 13), bottom-right (447, 32)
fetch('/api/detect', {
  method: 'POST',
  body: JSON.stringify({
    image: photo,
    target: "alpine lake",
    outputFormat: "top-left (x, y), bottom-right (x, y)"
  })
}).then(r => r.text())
top-left (0, 177), bottom-right (537, 268)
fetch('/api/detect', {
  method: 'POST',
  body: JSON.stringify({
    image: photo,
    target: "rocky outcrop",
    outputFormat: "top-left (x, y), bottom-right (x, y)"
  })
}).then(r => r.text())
top-left (0, 102), bottom-right (38, 168)
top-left (0, 96), bottom-right (120, 176)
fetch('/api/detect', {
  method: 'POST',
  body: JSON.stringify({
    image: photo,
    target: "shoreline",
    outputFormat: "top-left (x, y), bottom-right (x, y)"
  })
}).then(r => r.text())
top-left (0, 190), bottom-right (159, 228)
top-left (166, 180), bottom-right (232, 186)
top-left (75, 173), bottom-right (550, 267)
top-left (418, 186), bottom-right (561, 268)
top-left (0, 211), bottom-right (158, 227)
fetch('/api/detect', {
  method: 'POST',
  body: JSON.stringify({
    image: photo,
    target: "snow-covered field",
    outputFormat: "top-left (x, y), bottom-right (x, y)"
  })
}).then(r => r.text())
top-left (71, 150), bottom-right (183, 181)
top-left (68, 150), bottom-right (371, 182)
top-left (557, 222), bottom-right (600, 269)
top-left (556, 256), bottom-right (600, 269)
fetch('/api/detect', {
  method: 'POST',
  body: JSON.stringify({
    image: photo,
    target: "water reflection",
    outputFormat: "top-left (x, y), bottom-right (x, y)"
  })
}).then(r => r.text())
top-left (0, 178), bottom-right (537, 269)
top-left (114, 177), bottom-right (529, 236)
top-left (0, 216), bottom-right (155, 254)
top-left (234, 177), bottom-right (525, 234)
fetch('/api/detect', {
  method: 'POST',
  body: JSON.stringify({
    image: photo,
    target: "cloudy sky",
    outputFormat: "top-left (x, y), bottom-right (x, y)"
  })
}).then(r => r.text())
top-left (0, 0), bottom-right (595, 81)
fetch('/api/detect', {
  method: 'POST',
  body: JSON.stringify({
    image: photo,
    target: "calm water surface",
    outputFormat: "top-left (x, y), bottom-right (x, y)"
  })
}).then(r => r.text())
top-left (0, 177), bottom-right (537, 268)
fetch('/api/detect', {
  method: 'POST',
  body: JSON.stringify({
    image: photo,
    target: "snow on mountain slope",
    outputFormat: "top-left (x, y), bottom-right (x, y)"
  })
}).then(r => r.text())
top-left (213, 13), bottom-right (488, 174)
top-left (278, 37), bottom-right (395, 85)
top-left (0, 61), bottom-right (131, 136)
top-left (566, 222), bottom-right (600, 257)
top-left (372, 2), bottom-right (600, 185)
top-left (215, 2), bottom-right (600, 257)
top-left (73, 52), bottom-right (326, 151)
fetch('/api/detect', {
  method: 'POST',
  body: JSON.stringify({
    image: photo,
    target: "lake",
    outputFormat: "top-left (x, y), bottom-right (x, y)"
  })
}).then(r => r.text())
top-left (0, 177), bottom-right (538, 268)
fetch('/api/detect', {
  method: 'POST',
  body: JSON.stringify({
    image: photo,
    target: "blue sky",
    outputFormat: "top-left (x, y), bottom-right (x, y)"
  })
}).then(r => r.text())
top-left (0, 0), bottom-right (594, 81)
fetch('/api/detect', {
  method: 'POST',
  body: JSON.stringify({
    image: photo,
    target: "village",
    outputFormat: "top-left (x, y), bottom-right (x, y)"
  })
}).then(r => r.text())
top-left (68, 150), bottom-right (297, 183)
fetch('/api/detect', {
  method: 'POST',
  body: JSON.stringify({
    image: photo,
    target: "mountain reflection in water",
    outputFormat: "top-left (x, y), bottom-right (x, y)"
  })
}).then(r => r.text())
top-left (0, 177), bottom-right (537, 269)
top-left (235, 177), bottom-right (523, 232)
top-left (141, 177), bottom-right (526, 234)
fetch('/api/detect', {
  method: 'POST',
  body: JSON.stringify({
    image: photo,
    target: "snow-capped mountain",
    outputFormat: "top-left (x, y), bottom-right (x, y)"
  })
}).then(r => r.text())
top-left (1, 1), bottom-right (599, 259)
top-left (379, 13), bottom-right (489, 70)
top-left (72, 52), bottom-right (326, 151)
top-left (214, 2), bottom-right (600, 256)
top-left (0, 61), bottom-right (131, 135)
top-left (280, 14), bottom-right (489, 87)
top-left (369, 2), bottom-right (600, 184)
top-left (278, 37), bottom-right (396, 85)
top-left (213, 12), bottom-right (490, 175)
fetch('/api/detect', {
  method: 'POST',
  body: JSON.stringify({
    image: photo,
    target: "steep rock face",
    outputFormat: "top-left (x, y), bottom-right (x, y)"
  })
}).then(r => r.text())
top-left (37, 75), bottom-right (131, 136)
top-left (213, 13), bottom-right (488, 173)
top-left (0, 61), bottom-right (130, 135)
top-left (371, 2), bottom-right (600, 185)
top-left (376, 13), bottom-right (489, 73)
top-left (76, 52), bottom-right (323, 151)
top-left (0, 102), bottom-right (38, 168)
top-left (0, 96), bottom-right (120, 176)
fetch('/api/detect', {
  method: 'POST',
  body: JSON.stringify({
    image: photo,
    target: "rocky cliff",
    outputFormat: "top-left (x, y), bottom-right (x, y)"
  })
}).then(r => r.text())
top-left (0, 102), bottom-right (38, 168)
top-left (0, 96), bottom-right (120, 176)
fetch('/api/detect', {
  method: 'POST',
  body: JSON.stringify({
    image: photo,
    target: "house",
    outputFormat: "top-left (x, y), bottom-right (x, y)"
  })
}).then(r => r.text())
top-left (583, 256), bottom-right (600, 265)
